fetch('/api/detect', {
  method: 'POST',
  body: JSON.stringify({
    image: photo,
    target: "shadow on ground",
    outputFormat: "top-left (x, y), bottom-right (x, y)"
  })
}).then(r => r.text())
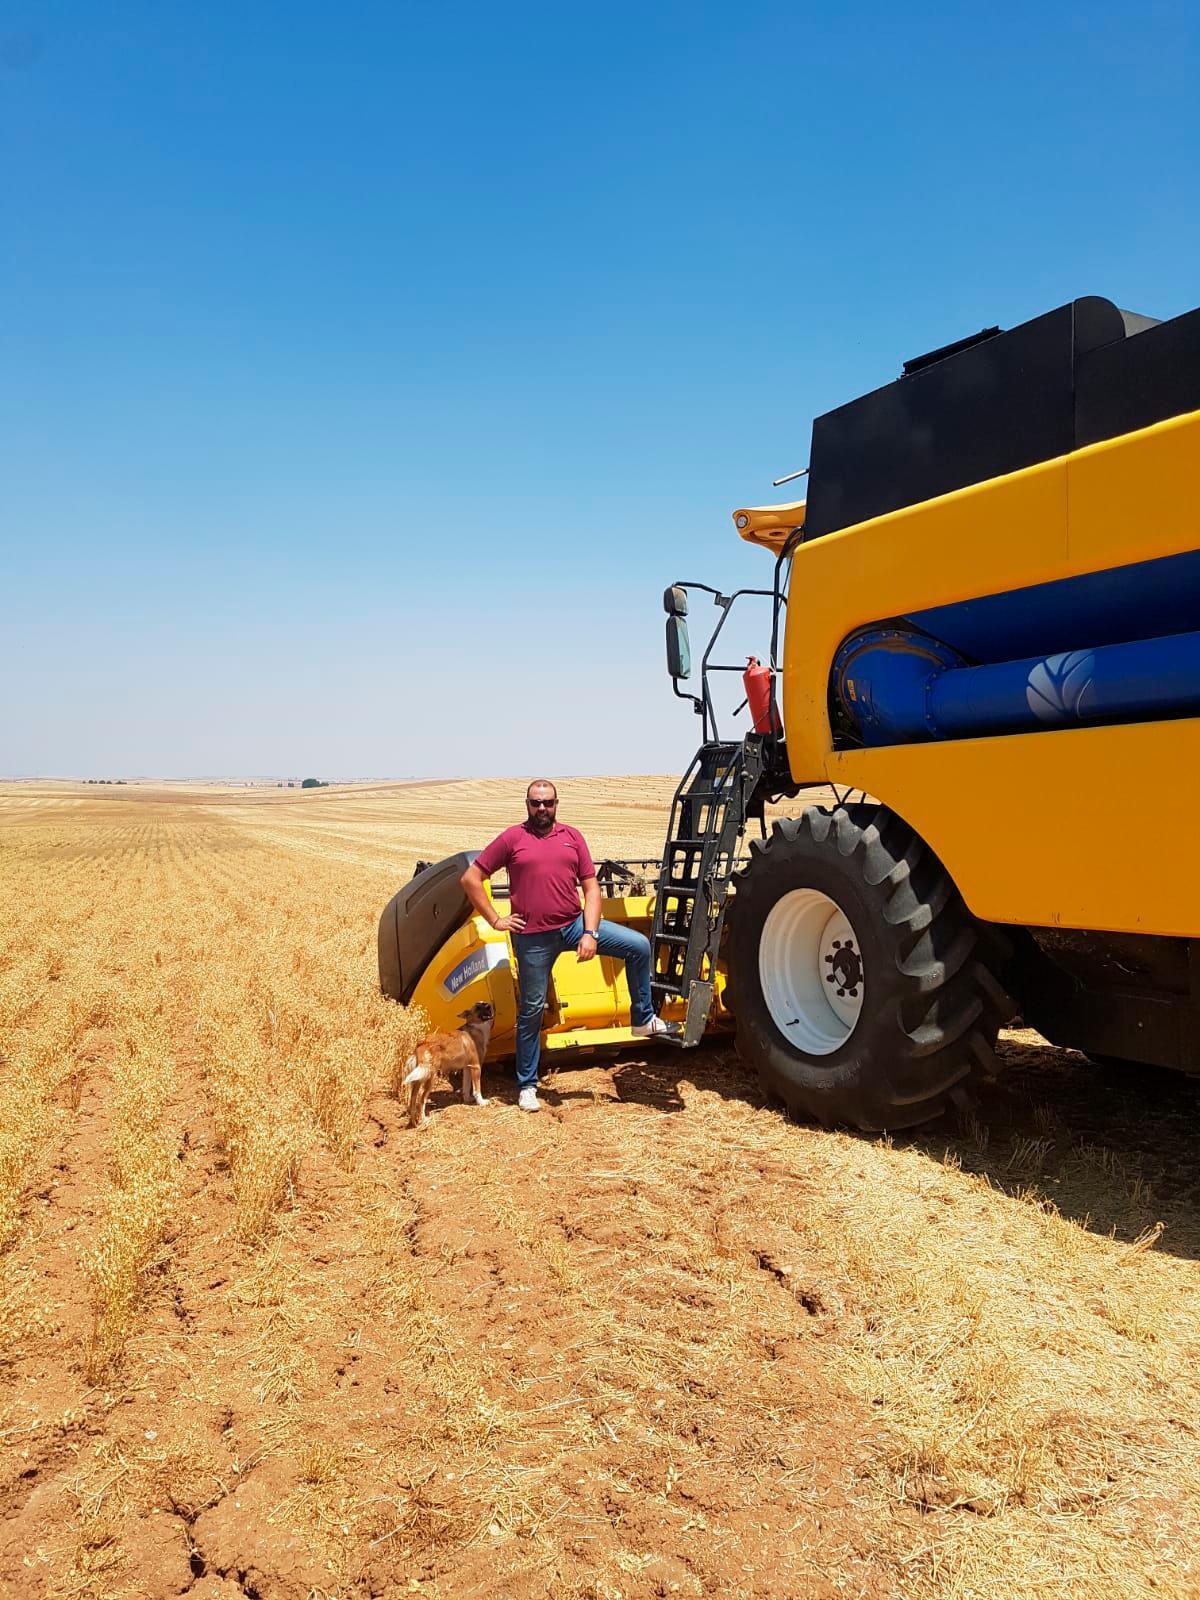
top-left (534, 1028), bottom-right (1200, 1261)
top-left (906, 1029), bottom-right (1200, 1261)
top-left (542, 1036), bottom-right (758, 1115)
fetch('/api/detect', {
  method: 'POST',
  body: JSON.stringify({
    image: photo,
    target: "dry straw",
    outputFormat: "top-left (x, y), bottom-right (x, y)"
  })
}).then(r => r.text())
top-left (0, 786), bottom-right (1196, 1600)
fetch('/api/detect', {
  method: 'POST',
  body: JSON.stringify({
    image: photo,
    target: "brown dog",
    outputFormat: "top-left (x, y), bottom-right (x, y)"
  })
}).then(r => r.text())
top-left (401, 1000), bottom-right (495, 1128)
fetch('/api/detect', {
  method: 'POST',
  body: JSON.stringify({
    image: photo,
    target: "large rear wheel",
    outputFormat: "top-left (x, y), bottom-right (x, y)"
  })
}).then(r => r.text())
top-left (728, 805), bottom-right (1014, 1130)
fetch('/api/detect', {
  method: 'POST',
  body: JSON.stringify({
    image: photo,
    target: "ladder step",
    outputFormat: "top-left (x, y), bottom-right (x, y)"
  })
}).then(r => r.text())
top-left (650, 738), bottom-right (763, 1048)
top-left (542, 1023), bottom-right (680, 1051)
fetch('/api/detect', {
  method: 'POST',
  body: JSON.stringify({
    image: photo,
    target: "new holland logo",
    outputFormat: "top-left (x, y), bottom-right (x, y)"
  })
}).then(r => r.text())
top-left (440, 941), bottom-right (508, 1001)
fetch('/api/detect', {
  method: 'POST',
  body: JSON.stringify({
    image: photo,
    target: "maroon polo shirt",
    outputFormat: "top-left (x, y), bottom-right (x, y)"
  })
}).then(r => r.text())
top-left (474, 822), bottom-right (597, 934)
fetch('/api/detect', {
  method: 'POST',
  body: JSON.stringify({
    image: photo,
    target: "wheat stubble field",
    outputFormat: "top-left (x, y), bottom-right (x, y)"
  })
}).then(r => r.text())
top-left (0, 779), bottom-right (1197, 1600)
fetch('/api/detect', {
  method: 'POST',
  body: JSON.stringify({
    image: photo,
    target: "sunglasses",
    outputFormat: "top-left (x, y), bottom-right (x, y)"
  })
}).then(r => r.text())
top-left (527, 798), bottom-right (557, 809)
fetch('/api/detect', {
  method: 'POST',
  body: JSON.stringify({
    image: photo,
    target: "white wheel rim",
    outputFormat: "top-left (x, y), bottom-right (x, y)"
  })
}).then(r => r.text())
top-left (759, 888), bottom-right (864, 1056)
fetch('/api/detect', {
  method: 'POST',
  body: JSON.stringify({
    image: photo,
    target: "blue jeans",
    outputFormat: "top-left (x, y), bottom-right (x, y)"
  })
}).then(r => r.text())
top-left (512, 913), bottom-right (654, 1090)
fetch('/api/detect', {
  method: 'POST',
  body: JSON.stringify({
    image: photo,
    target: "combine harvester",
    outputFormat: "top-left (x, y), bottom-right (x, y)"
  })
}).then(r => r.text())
top-left (381, 295), bottom-right (1200, 1128)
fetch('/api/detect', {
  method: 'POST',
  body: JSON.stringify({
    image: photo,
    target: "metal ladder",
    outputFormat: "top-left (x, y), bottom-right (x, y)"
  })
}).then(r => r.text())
top-left (650, 735), bottom-right (767, 1045)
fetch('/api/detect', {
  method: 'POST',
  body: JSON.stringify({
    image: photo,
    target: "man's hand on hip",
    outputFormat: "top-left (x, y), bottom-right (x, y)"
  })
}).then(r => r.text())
top-left (493, 913), bottom-right (526, 934)
top-left (577, 932), bottom-right (598, 962)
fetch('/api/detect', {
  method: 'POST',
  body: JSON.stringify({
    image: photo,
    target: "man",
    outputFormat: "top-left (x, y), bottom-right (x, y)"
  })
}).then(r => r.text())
top-left (461, 780), bottom-right (679, 1112)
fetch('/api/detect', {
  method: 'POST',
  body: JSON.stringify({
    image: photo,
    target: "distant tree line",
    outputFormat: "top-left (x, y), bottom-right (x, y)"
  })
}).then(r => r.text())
top-left (301, 778), bottom-right (328, 789)
top-left (85, 779), bottom-right (128, 784)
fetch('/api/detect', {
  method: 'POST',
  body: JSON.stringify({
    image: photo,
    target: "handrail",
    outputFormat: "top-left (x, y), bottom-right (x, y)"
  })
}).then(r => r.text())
top-left (668, 582), bottom-right (782, 742)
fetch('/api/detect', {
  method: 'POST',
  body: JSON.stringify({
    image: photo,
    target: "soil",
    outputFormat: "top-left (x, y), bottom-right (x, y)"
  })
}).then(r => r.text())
top-left (6, 1029), bottom-right (1199, 1598)
top-left (2, 780), bottom-right (1198, 1599)
top-left (0, 1033), bottom-right (909, 1599)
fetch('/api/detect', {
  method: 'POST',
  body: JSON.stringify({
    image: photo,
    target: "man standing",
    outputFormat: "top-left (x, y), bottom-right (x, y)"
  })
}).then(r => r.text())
top-left (461, 780), bottom-right (679, 1112)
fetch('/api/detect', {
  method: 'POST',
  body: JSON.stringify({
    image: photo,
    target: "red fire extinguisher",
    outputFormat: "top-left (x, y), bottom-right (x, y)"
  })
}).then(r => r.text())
top-left (743, 657), bottom-right (782, 734)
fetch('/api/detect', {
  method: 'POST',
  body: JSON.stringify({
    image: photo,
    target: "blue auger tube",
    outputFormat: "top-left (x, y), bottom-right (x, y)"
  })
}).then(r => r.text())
top-left (844, 628), bottom-right (1200, 745)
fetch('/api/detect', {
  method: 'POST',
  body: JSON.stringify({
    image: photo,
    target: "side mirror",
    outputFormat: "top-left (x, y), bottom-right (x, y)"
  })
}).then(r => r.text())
top-left (663, 585), bottom-right (689, 617)
top-left (666, 615), bottom-right (691, 680)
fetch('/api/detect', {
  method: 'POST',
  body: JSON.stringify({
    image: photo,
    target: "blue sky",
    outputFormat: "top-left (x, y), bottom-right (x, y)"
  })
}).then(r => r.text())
top-left (3, 1), bottom-right (1198, 779)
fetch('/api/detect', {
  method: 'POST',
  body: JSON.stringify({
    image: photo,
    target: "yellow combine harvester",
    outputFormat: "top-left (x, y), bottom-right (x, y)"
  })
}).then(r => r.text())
top-left (381, 295), bottom-right (1200, 1128)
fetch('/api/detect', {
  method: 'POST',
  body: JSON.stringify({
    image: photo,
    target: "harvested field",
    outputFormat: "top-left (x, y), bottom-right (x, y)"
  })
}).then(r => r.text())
top-left (1, 778), bottom-right (1197, 1599)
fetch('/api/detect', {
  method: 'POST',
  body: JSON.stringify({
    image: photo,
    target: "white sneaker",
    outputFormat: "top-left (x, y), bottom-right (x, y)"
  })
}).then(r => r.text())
top-left (518, 1088), bottom-right (541, 1113)
top-left (631, 1015), bottom-right (682, 1038)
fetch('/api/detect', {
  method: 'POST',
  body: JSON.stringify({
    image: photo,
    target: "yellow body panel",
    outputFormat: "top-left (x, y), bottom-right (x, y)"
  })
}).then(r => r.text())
top-left (825, 719), bottom-right (1200, 935)
top-left (407, 915), bottom-right (520, 1049)
top-left (407, 891), bottom-right (728, 1062)
top-left (780, 408), bottom-right (1200, 937)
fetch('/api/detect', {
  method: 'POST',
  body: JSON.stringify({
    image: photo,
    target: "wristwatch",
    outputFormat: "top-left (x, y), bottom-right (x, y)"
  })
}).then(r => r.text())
top-left (583, 928), bottom-right (600, 939)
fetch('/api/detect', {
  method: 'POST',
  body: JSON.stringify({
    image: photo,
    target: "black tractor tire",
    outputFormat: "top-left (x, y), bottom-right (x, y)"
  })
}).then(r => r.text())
top-left (727, 804), bottom-right (1015, 1131)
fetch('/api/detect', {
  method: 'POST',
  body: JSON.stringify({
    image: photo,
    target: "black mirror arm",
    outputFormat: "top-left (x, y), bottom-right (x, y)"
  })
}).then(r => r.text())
top-left (673, 680), bottom-right (704, 715)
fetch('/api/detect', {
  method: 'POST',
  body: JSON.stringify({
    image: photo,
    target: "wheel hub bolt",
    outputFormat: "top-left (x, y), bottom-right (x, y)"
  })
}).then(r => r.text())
top-left (824, 938), bottom-right (863, 998)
